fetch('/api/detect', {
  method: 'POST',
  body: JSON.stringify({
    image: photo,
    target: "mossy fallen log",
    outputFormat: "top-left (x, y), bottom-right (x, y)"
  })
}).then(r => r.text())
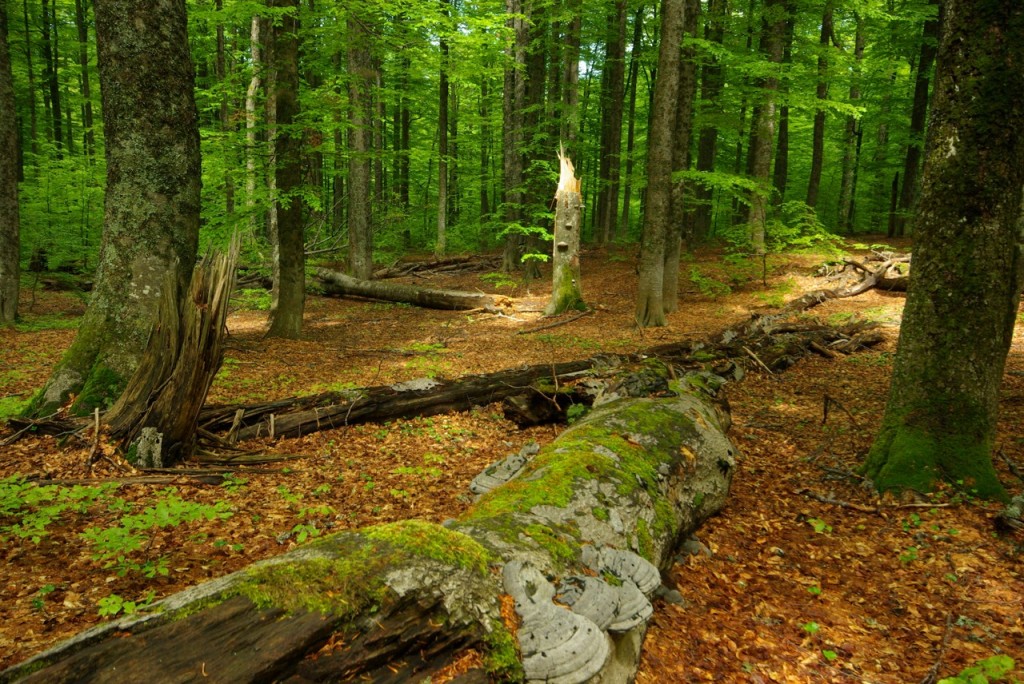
top-left (1, 367), bottom-right (736, 684)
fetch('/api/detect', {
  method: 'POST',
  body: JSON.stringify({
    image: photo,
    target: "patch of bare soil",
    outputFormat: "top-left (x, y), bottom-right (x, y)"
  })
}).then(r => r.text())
top-left (1, 241), bottom-right (1021, 681)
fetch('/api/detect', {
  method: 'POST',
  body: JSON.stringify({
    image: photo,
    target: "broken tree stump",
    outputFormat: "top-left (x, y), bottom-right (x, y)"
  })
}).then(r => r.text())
top-left (1, 364), bottom-right (737, 684)
top-left (316, 268), bottom-right (511, 311)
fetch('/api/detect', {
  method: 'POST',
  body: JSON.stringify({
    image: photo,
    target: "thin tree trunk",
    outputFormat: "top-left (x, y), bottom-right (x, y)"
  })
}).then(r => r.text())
top-left (560, 0), bottom-right (582, 155)
top-left (245, 15), bottom-right (261, 240)
top-left (0, 0), bottom-right (20, 324)
top-left (215, 0), bottom-right (233, 215)
top-left (893, 0), bottom-right (940, 237)
top-left (664, 0), bottom-right (700, 313)
top-left (837, 12), bottom-right (865, 233)
top-left (748, 0), bottom-right (785, 255)
top-left (772, 2), bottom-right (794, 205)
top-left (21, 0), bottom-right (37, 159)
top-left (805, 0), bottom-right (834, 209)
top-left (347, 12), bottom-right (373, 279)
top-left (437, 2), bottom-right (449, 258)
top-left (501, 0), bottom-right (526, 272)
top-left (40, 0), bottom-right (61, 157)
top-left (692, 0), bottom-right (726, 241)
top-left (619, 6), bottom-right (643, 240)
top-left (73, 0), bottom-right (94, 157)
top-left (596, 0), bottom-right (626, 244)
top-left (266, 0), bottom-right (304, 339)
top-left (478, 75), bottom-right (491, 230)
top-left (636, 0), bottom-right (685, 328)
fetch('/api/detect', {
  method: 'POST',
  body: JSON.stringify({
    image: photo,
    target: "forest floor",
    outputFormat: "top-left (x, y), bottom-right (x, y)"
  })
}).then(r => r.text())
top-left (1, 240), bottom-right (1022, 682)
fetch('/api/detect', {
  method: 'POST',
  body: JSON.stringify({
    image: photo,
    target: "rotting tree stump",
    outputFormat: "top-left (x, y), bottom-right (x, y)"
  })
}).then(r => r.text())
top-left (1, 363), bottom-right (737, 684)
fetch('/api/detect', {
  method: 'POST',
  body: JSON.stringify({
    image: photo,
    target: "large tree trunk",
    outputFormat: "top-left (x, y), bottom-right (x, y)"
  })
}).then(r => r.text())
top-left (266, 0), bottom-right (305, 339)
top-left (862, 0), bottom-right (1024, 502)
top-left (3, 370), bottom-right (737, 684)
top-left (635, 0), bottom-right (686, 328)
top-left (0, 1), bottom-right (19, 326)
top-left (316, 268), bottom-right (507, 312)
top-left (771, 3), bottom-right (795, 206)
top-left (29, 0), bottom-right (201, 416)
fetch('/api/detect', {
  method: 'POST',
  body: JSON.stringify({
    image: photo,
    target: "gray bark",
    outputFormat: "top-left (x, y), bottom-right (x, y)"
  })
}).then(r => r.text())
top-left (546, 153), bottom-right (585, 315)
top-left (0, 1), bottom-right (19, 325)
top-left (30, 0), bottom-right (201, 415)
top-left (748, 0), bottom-right (785, 255)
top-left (316, 268), bottom-right (502, 311)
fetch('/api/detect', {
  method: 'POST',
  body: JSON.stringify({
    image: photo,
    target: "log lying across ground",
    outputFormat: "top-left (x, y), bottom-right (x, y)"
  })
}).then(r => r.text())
top-left (316, 268), bottom-right (512, 311)
top-left (1, 364), bottom-right (737, 683)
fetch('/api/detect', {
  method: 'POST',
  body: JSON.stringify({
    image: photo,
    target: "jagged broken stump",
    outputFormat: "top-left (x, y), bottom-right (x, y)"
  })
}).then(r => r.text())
top-left (2, 373), bottom-right (737, 684)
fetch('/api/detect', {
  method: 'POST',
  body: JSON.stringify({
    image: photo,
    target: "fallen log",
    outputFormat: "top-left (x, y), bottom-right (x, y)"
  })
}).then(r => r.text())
top-left (316, 268), bottom-right (511, 311)
top-left (1, 366), bottom-right (737, 683)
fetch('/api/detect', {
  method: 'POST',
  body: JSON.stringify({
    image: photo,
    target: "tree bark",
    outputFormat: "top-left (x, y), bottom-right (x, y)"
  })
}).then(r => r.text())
top-left (636, 0), bottom-right (686, 328)
top-left (619, 6), bottom-right (643, 238)
top-left (316, 268), bottom-right (506, 313)
top-left (266, 0), bottom-right (305, 339)
top-left (4, 375), bottom-right (737, 684)
top-left (104, 241), bottom-right (239, 464)
top-left (73, 0), bottom-right (94, 157)
top-left (29, 0), bottom-right (201, 416)
top-left (244, 15), bottom-right (261, 240)
top-left (596, 0), bottom-right (627, 244)
top-left (0, 0), bottom-right (19, 325)
top-left (501, 0), bottom-right (526, 272)
top-left (347, 11), bottom-right (373, 280)
top-left (837, 12), bottom-right (865, 233)
top-left (436, 1), bottom-right (449, 258)
top-left (664, 0), bottom-right (701, 313)
top-left (862, 0), bottom-right (1024, 502)
top-left (546, 151), bottom-right (585, 315)
top-left (771, 2), bottom-right (795, 205)
top-left (893, 0), bottom-right (940, 237)
top-left (747, 0), bottom-right (785, 255)
top-left (805, 0), bottom-right (834, 210)
top-left (20, 0), bottom-right (38, 160)
top-left (691, 0), bottom-right (726, 241)
top-left (40, 0), bottom-right (61, 157)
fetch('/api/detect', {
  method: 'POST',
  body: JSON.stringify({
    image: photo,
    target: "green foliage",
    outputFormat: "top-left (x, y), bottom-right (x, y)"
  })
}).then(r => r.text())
top-left (232, 288), bottom-right (272, 311)
top-left (938, 656), bottom-right (1018, 684)
top-left (689, 267), bottom-right (732, 298)
top-left (806, 517), bottom-right (832, 535)
top-left (96, 591), bottom-right (156, 617)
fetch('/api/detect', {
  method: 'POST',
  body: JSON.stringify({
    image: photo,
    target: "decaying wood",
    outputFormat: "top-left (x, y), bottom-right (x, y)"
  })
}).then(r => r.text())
top-left (1, 362), bottom-right (737, 684)
top-left (316, 268), bottom-right (512, 311)
top-left (103, 239), bottom-right (239, 465)
top-left (372, 255), bottom-right (502, 280)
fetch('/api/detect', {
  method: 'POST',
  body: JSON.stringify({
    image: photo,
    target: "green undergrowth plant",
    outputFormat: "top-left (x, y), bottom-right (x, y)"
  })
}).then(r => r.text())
top-left (938, 656), bottom-right (1018, 684)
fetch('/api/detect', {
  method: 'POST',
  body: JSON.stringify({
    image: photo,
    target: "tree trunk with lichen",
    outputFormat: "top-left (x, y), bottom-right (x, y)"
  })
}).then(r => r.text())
top-left (27, 0), bottom-right (201, 416)
top-left (2, 364), bottom-right (736, 683)
top-left (861, 0), bottom-right (1024, 502)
